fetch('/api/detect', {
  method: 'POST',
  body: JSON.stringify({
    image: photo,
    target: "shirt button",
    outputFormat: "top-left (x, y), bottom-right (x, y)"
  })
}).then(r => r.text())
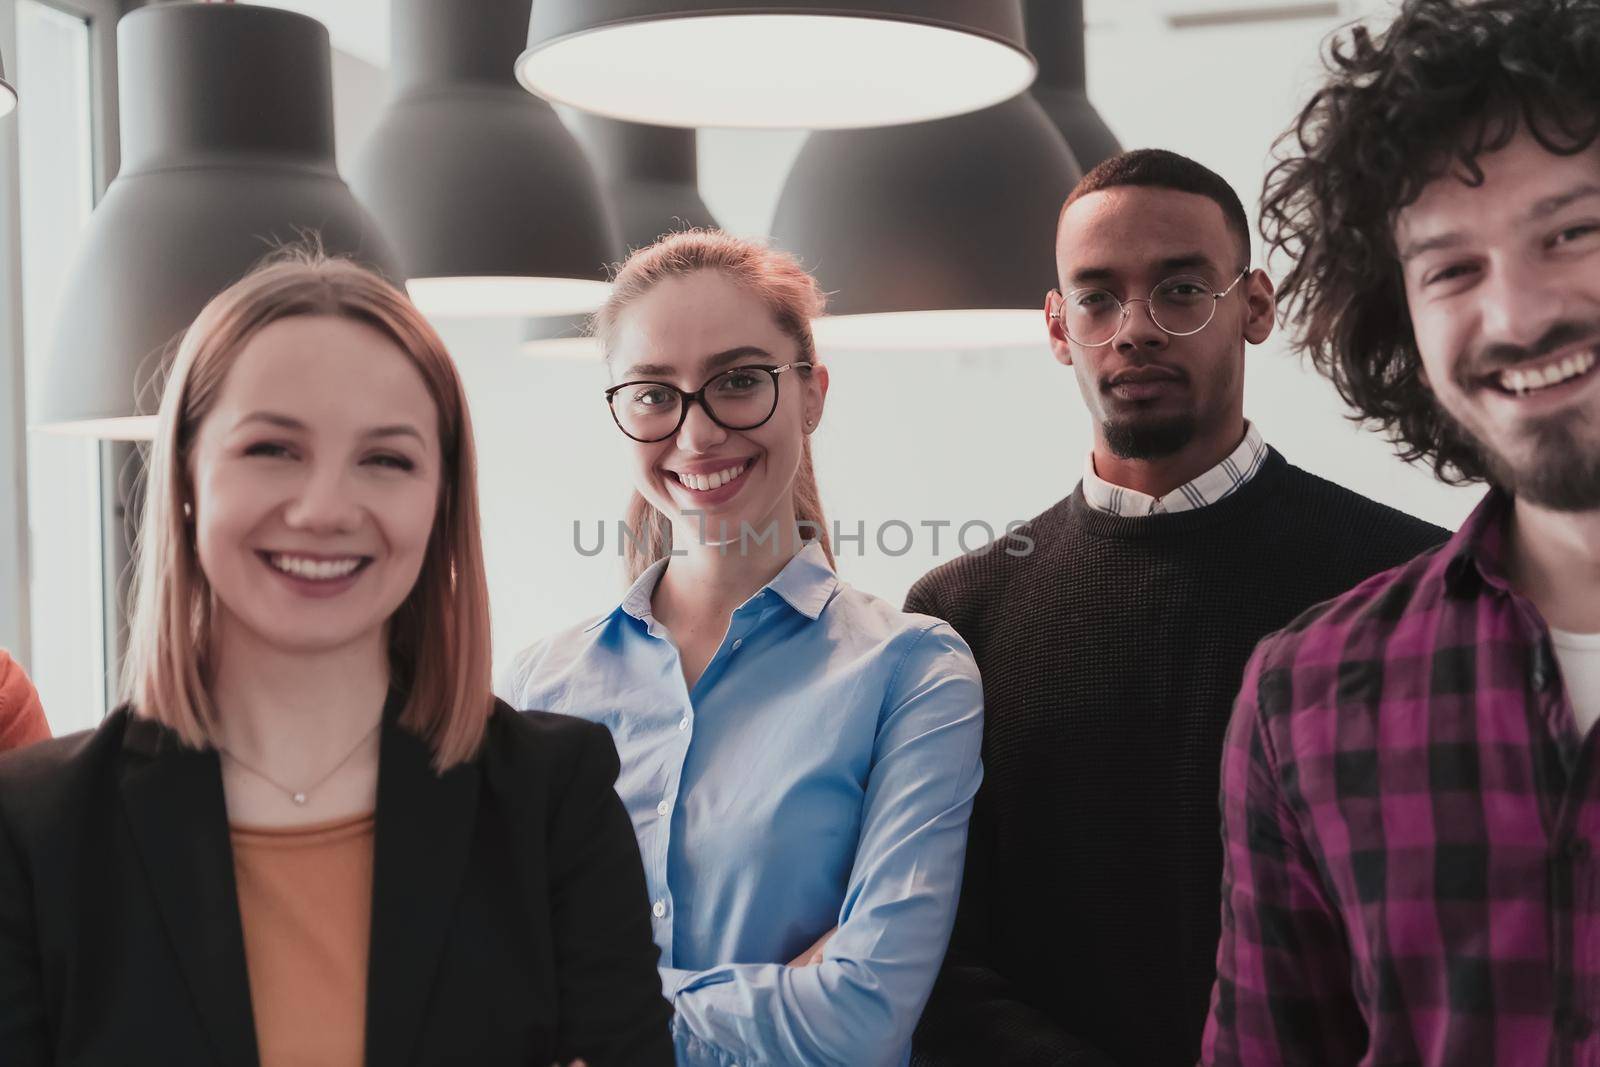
top-left (731, 638), bottom-right (742, 651)
top-left (652, 900), bottom-right (666, 918)
top-left (656, 800), bottom-right (670, 817)
top-left (678, 716), bottom-right (689, 731)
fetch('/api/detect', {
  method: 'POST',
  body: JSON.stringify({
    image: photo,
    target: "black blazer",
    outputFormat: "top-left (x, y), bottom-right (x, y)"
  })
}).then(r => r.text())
top-left (0, 697), bottom-right (674, 1066)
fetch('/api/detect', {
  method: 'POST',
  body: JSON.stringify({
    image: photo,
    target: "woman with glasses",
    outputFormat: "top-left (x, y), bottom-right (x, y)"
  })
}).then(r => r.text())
top-left (500, 229), bottom-right (984, 1067)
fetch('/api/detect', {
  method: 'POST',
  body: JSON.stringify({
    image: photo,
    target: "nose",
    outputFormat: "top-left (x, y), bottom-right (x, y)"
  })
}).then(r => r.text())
top-left (282, 461), bottom-right (361, 535)
top-left (1113, 298), bottom-right (1170, 355)
top-left (675, 397), bottom-right (728, 454)
top-left (1477, 253), bottom-right (1566, 350)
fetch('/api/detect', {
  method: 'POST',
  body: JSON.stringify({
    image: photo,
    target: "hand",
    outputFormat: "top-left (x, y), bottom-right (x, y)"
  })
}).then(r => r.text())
top-left (786, 925), bottom-right (837, 967)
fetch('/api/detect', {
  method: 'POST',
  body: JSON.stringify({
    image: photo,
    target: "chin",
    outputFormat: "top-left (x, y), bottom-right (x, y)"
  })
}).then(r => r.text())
top-left (1102, 414), bottom-right (1197, 461)
top-left (226, 604), bottom-right (387, 658)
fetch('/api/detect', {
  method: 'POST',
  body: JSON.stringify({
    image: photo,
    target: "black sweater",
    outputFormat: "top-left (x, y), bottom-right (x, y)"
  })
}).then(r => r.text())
top-left (906, 449), bottom-right (1449, 1067)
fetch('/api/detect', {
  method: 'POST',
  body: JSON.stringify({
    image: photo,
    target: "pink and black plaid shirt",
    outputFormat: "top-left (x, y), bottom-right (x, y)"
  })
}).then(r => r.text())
top-left (1203, 490), bottom-right (1600, 1067)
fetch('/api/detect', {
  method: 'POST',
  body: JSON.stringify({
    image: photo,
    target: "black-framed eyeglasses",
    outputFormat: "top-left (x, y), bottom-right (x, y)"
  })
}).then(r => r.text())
top-left (1049, 267), bottom-right (1250, 348)
top-left (604, 363), bottom-right (810, 443)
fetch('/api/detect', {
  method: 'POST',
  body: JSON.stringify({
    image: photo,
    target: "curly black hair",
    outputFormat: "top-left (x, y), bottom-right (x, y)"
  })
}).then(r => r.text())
top-left (1262, 0), bottom-right (1600, 483)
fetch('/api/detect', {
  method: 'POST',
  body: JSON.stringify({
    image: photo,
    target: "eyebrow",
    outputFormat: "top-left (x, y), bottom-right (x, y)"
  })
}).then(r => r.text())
top-left (1400, 183), bottom-right (1600, 262)
top-left (622, 346), bottom-right (774, 379)
top-left (236, 411), bottom-right (425, 443)
top-left (1066, 252), bottom-right (1218, 286)
top-left (1526, 183), bottom-right (1600, 221)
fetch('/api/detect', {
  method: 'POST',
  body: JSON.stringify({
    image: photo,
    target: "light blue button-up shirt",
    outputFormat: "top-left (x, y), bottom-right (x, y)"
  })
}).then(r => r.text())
top-left (499, 543), bottom-right (984, 1066)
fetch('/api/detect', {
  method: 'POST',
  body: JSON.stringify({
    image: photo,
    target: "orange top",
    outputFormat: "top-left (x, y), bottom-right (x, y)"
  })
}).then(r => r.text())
top-left (0, 649), bottom-right (51, 753)
top-left (231, 811), bottom-right (375, 1067)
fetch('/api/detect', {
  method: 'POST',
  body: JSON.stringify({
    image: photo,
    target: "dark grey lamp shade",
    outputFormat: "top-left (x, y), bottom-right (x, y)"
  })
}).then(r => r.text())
top-left (521, 313), bottom-right (598, 359)
top-left (352, 0), bottom-right (617, 320)
top-left (770, 93), bottom-right (1082, 350)
top-left (572, 115), bottom-right (718, 253)
top-left (39, 3), bottom-right (401, 436)
top-left (523, 117), bottom-right (719, 357)
top-left (1027, 0), bottom-right (1120, 170)
top-left (518, 0), bottom-right (1038, 130)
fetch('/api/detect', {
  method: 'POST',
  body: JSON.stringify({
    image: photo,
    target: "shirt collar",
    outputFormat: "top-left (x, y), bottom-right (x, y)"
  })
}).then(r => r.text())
top-left (1441, 488), bottom-right (1516, 596)
top-left (762, 541), bottom-right (840, 620)
top-left (1081, 421), bottom-right (1268, 517)
top-left (584, 540), bottom-right (839, 631)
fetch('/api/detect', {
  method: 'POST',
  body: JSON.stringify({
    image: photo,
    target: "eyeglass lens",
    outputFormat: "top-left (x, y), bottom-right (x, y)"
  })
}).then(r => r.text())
top-left (612, 366), bottom-right (779, 441)
top-left (1061, 276), bottom-right (1221, 346)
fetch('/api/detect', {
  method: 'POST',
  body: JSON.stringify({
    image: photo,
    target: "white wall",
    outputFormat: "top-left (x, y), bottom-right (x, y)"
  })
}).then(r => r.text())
top-left (323, 5), bottom-right (1477, 680)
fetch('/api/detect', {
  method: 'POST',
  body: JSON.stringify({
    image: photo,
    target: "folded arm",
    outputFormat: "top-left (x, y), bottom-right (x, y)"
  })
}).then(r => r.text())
top-left (665, 624), bottom-right (985, 1067)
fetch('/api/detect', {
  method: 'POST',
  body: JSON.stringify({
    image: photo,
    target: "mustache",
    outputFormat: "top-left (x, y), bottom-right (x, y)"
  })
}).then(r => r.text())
top-left (1101, 363), bottom-right (1188, 389)
top-left (1458, 319), bottom-right (1600, 386)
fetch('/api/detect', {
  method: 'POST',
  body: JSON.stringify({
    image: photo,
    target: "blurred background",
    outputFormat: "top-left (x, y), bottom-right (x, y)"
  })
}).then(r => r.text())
top-left (1, 0), bottom-right (1471, 738)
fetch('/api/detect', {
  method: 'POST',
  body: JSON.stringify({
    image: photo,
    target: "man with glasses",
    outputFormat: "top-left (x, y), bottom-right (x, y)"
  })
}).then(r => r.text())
top-left (908, 149), bottom-right (1447, 1066)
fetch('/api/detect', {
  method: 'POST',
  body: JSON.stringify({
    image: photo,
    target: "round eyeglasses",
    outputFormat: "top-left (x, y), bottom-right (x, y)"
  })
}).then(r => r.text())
top-left (1050, 268), bottom-right (1250, 348)
top-left (604, 363), bottom-right (810, 443)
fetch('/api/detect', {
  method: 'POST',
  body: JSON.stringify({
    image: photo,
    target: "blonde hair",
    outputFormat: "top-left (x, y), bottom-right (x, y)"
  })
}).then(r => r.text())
top-left (591, 229), bottom-right (833, 582)
top-left (122, 248), bottom-right (493, 770)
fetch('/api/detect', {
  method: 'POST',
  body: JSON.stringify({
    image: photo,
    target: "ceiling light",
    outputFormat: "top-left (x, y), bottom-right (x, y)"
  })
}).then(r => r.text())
top-left (353, 0), bottom-right (617, 319)
top-left (771, 92), bottom-right (1080, 351)
top-left (572, 114), bottom-right (718, 252)
top-left (518, 2), bottom-right (1037, 130)
top-left (1026, 0), bottom-right (1120, 171)
top-left (38, 3), bottom-right (401, 435)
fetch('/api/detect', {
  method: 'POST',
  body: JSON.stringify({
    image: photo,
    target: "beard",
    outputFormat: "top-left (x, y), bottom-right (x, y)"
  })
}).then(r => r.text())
top-left (1452, 407), bottom-right (1600, 512)
top-left (1102, 411), bottom-right (1196, 460)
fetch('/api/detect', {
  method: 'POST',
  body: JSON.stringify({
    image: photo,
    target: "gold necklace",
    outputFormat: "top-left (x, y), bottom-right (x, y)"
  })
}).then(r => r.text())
top-left (219, 720), bottom-right (382, 807)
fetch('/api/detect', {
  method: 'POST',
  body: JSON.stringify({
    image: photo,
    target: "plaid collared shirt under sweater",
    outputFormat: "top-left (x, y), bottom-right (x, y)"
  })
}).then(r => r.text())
top-left (1082, 421), bottom-right (1269, 515)
top-left (1202, 489), bottom-right (1600, 1067)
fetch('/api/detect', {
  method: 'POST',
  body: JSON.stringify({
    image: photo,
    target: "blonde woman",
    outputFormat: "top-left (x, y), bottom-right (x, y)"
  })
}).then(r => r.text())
top-left (501, 230), bottom-right (985, 1067)
top-left (0, 252), bottom-right (671, 1066)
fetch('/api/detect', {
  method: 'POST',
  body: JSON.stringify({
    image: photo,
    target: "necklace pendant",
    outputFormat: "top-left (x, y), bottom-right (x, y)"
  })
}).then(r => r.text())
top-left (292, 792), bottom-right (308, 806)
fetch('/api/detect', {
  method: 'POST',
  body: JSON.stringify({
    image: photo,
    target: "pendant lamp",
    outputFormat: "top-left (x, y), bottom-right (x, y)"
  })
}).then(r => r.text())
top-left (573, 115), bottom-right (718, 252)
top-left (352, 0), bottom-right (617, 320)
top-left (517, 0), bottom-right (1037, 130)
top-left (0, 49), bottom-right (16, 118)
top-left (770, 92), bottom-right (1082, 350)
top-left (523, 117), bottom-right (720, 358)
top-left (39, 3), bottom-right (401, 438)
top-left (1027, 0), bottom-right (1120, 171)
top-left (521, 313), bottom-right (597, 359)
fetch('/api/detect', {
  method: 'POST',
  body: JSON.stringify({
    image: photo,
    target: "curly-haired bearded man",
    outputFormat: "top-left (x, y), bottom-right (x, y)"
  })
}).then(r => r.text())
top-left (1204, 1), bottom-right (1600, 1064)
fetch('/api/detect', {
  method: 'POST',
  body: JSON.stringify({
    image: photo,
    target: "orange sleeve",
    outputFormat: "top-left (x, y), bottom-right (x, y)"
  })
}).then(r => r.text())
top-left (0, 650), bottom-right (52, 752)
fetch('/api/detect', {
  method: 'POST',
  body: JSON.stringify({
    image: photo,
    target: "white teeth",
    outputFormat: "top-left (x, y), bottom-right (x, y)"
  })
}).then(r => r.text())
top-left (269, 554), bottom-right (362, 581)
top-left (1498, 349), bottom-right (1598, 395)
top-left (677, 463), bottom-right (745, 492)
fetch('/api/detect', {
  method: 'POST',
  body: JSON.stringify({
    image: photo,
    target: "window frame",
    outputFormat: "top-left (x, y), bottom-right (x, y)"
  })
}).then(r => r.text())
top-left (0, 0), bottom-right (121, 670)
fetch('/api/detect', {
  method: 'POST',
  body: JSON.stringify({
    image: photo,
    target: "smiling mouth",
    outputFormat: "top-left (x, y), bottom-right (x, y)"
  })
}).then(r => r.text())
top-left (259, 552), bottom-right (373, 582)
top-left (1482, 348), bottom-right (1598, 397)
top-left (669, 461), bottom-right (750, 493)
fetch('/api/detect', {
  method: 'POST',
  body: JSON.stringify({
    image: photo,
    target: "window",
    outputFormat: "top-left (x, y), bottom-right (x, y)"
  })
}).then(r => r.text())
top-left (14, 0), bottom-right (113, 735)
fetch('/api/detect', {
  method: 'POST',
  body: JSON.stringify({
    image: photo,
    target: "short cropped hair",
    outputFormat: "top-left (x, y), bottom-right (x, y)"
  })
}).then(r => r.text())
top-left (1262, 0), bottom-right (1600, 484)
top-left (1060, 148), bottom-right (1253, 268)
